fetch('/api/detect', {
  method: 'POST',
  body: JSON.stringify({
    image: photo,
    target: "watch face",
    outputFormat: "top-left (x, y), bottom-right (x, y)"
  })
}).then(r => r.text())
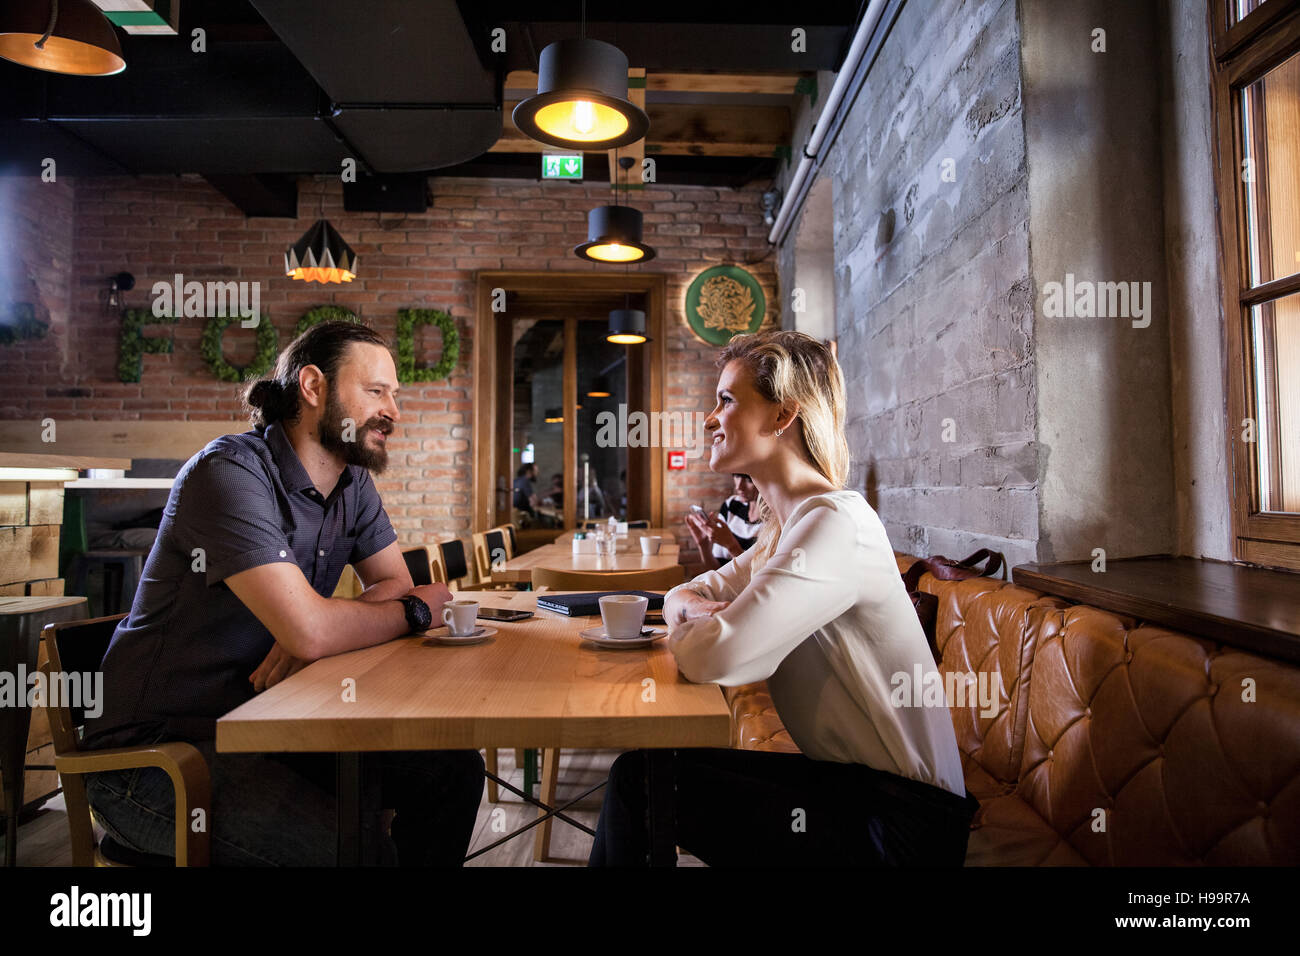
top-left (405, 596), bottom-right (432, 630)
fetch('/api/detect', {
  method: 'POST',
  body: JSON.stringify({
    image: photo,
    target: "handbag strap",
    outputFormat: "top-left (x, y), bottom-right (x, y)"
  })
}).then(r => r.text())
top-left (902, 549), bottom-right (1006, 591)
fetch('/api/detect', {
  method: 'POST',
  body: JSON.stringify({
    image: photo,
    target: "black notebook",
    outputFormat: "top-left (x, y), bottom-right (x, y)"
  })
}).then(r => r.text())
top-left (535, 590), bottom-right (666, 616)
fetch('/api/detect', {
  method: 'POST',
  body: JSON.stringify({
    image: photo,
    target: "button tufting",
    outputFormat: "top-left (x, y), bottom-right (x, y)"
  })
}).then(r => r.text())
top-left (1085, 707), bottom-right (1092, 718)
top-left (1257, 801), bottom-right (1268, 815)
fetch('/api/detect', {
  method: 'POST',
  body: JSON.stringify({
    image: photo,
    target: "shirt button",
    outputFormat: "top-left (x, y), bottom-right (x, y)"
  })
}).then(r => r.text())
top-left (279, 550), bottom-right (287, 557)
top-left (318, 549), bottom-right (325, 556)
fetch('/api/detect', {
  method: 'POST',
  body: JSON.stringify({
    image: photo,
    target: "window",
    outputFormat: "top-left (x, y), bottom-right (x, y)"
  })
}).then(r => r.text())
top-left (1212, 0), bottom-right (1300, 568)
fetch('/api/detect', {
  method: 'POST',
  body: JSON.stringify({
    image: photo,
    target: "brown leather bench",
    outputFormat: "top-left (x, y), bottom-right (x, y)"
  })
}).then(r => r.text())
top-left (722, 553), bottom-right (1300, 865)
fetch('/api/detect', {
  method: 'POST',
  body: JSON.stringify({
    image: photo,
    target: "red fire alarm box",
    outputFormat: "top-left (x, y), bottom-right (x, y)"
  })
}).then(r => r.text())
top-left (667, 451), bottom-right (687, 470)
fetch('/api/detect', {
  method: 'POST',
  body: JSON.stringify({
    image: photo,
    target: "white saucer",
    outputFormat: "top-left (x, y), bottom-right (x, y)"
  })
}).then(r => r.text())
top-left (425, 625), bottom-right (497, 645)
top-left (579, 625), bottom-right (667, 648)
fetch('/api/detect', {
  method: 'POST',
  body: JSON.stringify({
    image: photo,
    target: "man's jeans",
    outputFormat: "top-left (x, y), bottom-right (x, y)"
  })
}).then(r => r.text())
top-left (84, 732), bottom-right (484, 866)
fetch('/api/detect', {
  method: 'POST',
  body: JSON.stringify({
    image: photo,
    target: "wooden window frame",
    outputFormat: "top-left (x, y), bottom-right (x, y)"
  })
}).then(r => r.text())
top-left (471, 271), bottom-right (667, 534)
top-left (1210, 0), bottom-right (1300, 570)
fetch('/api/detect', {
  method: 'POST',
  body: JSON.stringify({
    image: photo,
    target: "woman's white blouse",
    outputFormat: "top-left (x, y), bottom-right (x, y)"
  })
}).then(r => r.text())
top-left (665, 490), bottom-right (966, 797)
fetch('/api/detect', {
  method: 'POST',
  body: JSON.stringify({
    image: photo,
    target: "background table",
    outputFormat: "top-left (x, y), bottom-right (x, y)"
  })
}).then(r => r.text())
top-left (494, 536), bottom-right (680, 584)
top-left (216, 588), bottom-right (730, 864)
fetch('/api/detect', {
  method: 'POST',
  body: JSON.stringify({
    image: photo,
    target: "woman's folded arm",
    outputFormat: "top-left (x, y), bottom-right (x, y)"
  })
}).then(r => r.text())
top-left (668, 498), bottom-right (861, 686)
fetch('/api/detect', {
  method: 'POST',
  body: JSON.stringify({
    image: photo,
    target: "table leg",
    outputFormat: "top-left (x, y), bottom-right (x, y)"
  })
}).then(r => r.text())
top-left (645, 748), bottom-right (677, 867)
top-left (336, 752), bottom-right (362, 867)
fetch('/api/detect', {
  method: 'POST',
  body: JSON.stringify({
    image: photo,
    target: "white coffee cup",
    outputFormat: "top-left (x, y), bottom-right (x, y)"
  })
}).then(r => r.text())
top-left (442, 599), bottom-right (479, 636)
top-left (639, 535), bottom-right (662, 555)
top-left (598, 594), bottom-right (649, 639)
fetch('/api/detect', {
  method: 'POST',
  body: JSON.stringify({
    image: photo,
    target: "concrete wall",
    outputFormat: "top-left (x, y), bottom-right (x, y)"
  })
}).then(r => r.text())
top-left (1020, 0), bottom-right (1175, 563)
top-left (1159, 0), bottom-right (1233, 560)
top-left (773, 0), bottom-right (1228, 566)
top-left (785, 0), bottom-right (1041, 565)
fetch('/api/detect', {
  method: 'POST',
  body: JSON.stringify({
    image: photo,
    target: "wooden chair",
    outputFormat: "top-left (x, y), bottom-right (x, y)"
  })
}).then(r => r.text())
top-left (529, 565), bottom-right (686, 591)
top-left (527, 563), bottom-right (685, 860)
top-left (40, 614), bottom-right (210, 866)
top-left (437, 538), bottom-right (500, 592)
top-left (401, 546), bottom-right (435, 587)
top-left (469, 530), bottom-right (516, 591)
top-left (499, 523), bottom-right (519, 557)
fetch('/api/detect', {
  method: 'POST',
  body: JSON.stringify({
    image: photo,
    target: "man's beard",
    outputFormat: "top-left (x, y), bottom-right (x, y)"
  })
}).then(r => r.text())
top-left (317, 386), bottom-right (391, 474)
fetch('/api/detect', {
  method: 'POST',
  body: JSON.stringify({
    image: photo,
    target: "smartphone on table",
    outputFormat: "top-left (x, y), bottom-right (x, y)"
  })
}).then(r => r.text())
top-left (477, 607), bottom-right (534, 623)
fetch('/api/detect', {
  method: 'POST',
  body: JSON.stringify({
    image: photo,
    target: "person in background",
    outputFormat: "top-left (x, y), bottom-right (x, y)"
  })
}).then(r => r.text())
top-left (546, 472), bottom-right (564, 509)
top-left (81, 320), bottom-right (484, 866)
top-left (589, 329), bottom-right (978, 867)
top-left (513, 463), bottom-right (538, 517)
top-left (685, 473), bottom-right (761, 570)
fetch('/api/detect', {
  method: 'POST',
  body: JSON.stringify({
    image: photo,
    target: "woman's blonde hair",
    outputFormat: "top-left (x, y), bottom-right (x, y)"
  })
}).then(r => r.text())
top-left (715, 329), bottom-right (850, 568)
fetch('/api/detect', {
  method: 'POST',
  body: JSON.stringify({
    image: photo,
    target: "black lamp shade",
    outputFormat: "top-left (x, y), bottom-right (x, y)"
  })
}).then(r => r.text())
top-left (575, 205), bottom-right (655, 264)
top-left (285, 219), bottom-right (357, 284)
top-left (512, 38), bottom-right (649, 150)
top-left (607, 308), bottom-right (648, 345)
top-left (0, 0), bottom-right (125, 75)
top-left (587, 375), bottom-right (612, 398)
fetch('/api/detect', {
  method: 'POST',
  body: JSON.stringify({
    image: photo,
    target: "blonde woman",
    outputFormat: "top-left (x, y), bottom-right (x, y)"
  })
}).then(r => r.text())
top-left (589, 330), bottom-right (978, 866)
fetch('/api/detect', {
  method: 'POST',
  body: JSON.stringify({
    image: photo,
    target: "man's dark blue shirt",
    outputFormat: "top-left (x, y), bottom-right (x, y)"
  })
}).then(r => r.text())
top-left (83, 421), bottom-right (397, 748)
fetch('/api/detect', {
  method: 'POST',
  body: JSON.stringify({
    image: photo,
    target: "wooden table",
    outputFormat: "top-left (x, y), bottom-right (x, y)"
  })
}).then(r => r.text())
top-left (216, 588), bottom-right (730, 864)
top-left (494, 533), bottom-right (680, 584)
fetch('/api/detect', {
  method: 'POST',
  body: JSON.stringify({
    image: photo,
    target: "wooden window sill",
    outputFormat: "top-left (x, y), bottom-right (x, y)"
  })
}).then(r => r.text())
top-left (1012, 556), bottom-right (1300, 665)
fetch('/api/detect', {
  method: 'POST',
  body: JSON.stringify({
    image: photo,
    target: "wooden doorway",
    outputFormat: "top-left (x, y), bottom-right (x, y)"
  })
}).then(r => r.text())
top-left (472, 272), bottom-right (666, 534)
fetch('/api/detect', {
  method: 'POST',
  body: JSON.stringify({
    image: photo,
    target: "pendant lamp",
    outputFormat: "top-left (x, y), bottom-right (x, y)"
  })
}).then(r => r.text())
top-left (575, 204), bottom-right (655, 264)
top-left (607, 308), bottom-right (647, 345)
top-left (0, 0), bottom-right (125, 76)
top-left (285, 219), bottom-right (357, 284)
top-left (513, 38), bottom-right (648, 150)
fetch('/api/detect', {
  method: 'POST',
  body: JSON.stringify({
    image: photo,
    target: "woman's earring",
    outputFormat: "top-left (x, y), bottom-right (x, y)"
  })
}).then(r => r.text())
top-left (775, 427), bottom-right (784, 437)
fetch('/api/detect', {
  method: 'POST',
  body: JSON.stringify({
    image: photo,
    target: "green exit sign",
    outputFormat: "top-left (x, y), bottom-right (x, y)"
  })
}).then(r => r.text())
top-left (543, 154), bottom-right (583, 179)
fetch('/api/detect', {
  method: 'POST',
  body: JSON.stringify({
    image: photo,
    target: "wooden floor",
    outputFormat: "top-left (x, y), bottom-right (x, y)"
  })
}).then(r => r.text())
top-left (2, 748), bottom-right (704, 867)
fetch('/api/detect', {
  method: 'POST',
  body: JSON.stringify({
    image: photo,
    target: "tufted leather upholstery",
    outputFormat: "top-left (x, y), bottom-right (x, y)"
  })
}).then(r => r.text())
top-left (719, 552), bottom-right (1300, 865)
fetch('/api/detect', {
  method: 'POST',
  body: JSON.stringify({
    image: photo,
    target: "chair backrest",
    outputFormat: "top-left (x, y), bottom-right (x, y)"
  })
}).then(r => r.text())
top-left (530, 565), bottom-right (685, 591)
top-left (428, 550), bottom-right (447, 585)
top-left (402, 546), bottom-right (433, 587)
top-left (484, 529), bottom-right (508, 573)
top-left (626, 519), bottom-right (650, 529)
top-left (438, 538), bottom-right (470, 583)
top-left (502, 523), bottom-right (518, 556)
top-left (40, 614), bottom-right (127, 753)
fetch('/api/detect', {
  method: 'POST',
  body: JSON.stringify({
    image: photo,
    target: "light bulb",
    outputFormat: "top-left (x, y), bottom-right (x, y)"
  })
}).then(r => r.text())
top-left (572, 100), bottom-right (596, 134)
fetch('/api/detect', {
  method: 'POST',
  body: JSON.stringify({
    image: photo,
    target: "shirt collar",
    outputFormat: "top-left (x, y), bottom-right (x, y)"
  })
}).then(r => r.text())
top-left (265, 421), bottom-right (355, 499)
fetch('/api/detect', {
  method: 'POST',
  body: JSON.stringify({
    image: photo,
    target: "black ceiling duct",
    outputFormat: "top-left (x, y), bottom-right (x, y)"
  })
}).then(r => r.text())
top-left (343, 173), bottom-right (430, 213)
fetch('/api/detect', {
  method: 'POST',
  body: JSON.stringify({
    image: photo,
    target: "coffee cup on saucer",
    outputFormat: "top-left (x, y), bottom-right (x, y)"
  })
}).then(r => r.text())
top-left (442, 599), bottom-right (480, 636)
top-left (598, 594), bottom-right (649, 640)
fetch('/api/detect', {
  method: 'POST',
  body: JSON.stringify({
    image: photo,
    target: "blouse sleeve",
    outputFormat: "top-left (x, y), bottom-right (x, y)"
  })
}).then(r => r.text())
top-left (664, 533), bottom-right (755, 605)
top-left (668, 496), bottom-right (861, 686)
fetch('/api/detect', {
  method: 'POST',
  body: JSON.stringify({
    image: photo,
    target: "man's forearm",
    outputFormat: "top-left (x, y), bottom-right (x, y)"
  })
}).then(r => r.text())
top-left (357, 576), bottom-right (412, 603)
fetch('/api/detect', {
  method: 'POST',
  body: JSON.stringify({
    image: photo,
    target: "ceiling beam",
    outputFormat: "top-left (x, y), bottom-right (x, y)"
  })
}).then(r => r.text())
top-left (505, 70), bottom-right (805, 95)
top-left (203, 173), bottom-right (299, 218)
top-left (609, 68), bottom-right (646, 189)
top-left (495, 102), bottom-right (790, 157)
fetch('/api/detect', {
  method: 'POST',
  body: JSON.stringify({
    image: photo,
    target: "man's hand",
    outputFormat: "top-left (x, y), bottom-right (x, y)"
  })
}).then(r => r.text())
top-left (406, 582), bottom-right (453, 630)
top-left (249, 641), bottom-right (308, 693)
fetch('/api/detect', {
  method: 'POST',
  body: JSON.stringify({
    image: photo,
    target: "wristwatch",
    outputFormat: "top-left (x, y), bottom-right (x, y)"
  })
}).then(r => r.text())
top-left (397, 594), bottom-right (433, 632)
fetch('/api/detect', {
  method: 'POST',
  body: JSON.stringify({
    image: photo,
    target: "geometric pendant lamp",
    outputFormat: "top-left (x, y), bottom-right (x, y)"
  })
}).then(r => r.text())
top-left (285, 219), bottom-right (357, 284)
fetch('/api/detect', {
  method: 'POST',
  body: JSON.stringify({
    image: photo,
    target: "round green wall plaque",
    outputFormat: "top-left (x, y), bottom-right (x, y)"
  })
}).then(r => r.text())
top-left (683, 265), bottom-right (766, 346)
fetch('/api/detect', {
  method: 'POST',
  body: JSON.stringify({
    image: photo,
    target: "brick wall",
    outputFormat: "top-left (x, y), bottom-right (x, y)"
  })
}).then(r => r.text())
top-left (0, 173), bottom-right (775, 550)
